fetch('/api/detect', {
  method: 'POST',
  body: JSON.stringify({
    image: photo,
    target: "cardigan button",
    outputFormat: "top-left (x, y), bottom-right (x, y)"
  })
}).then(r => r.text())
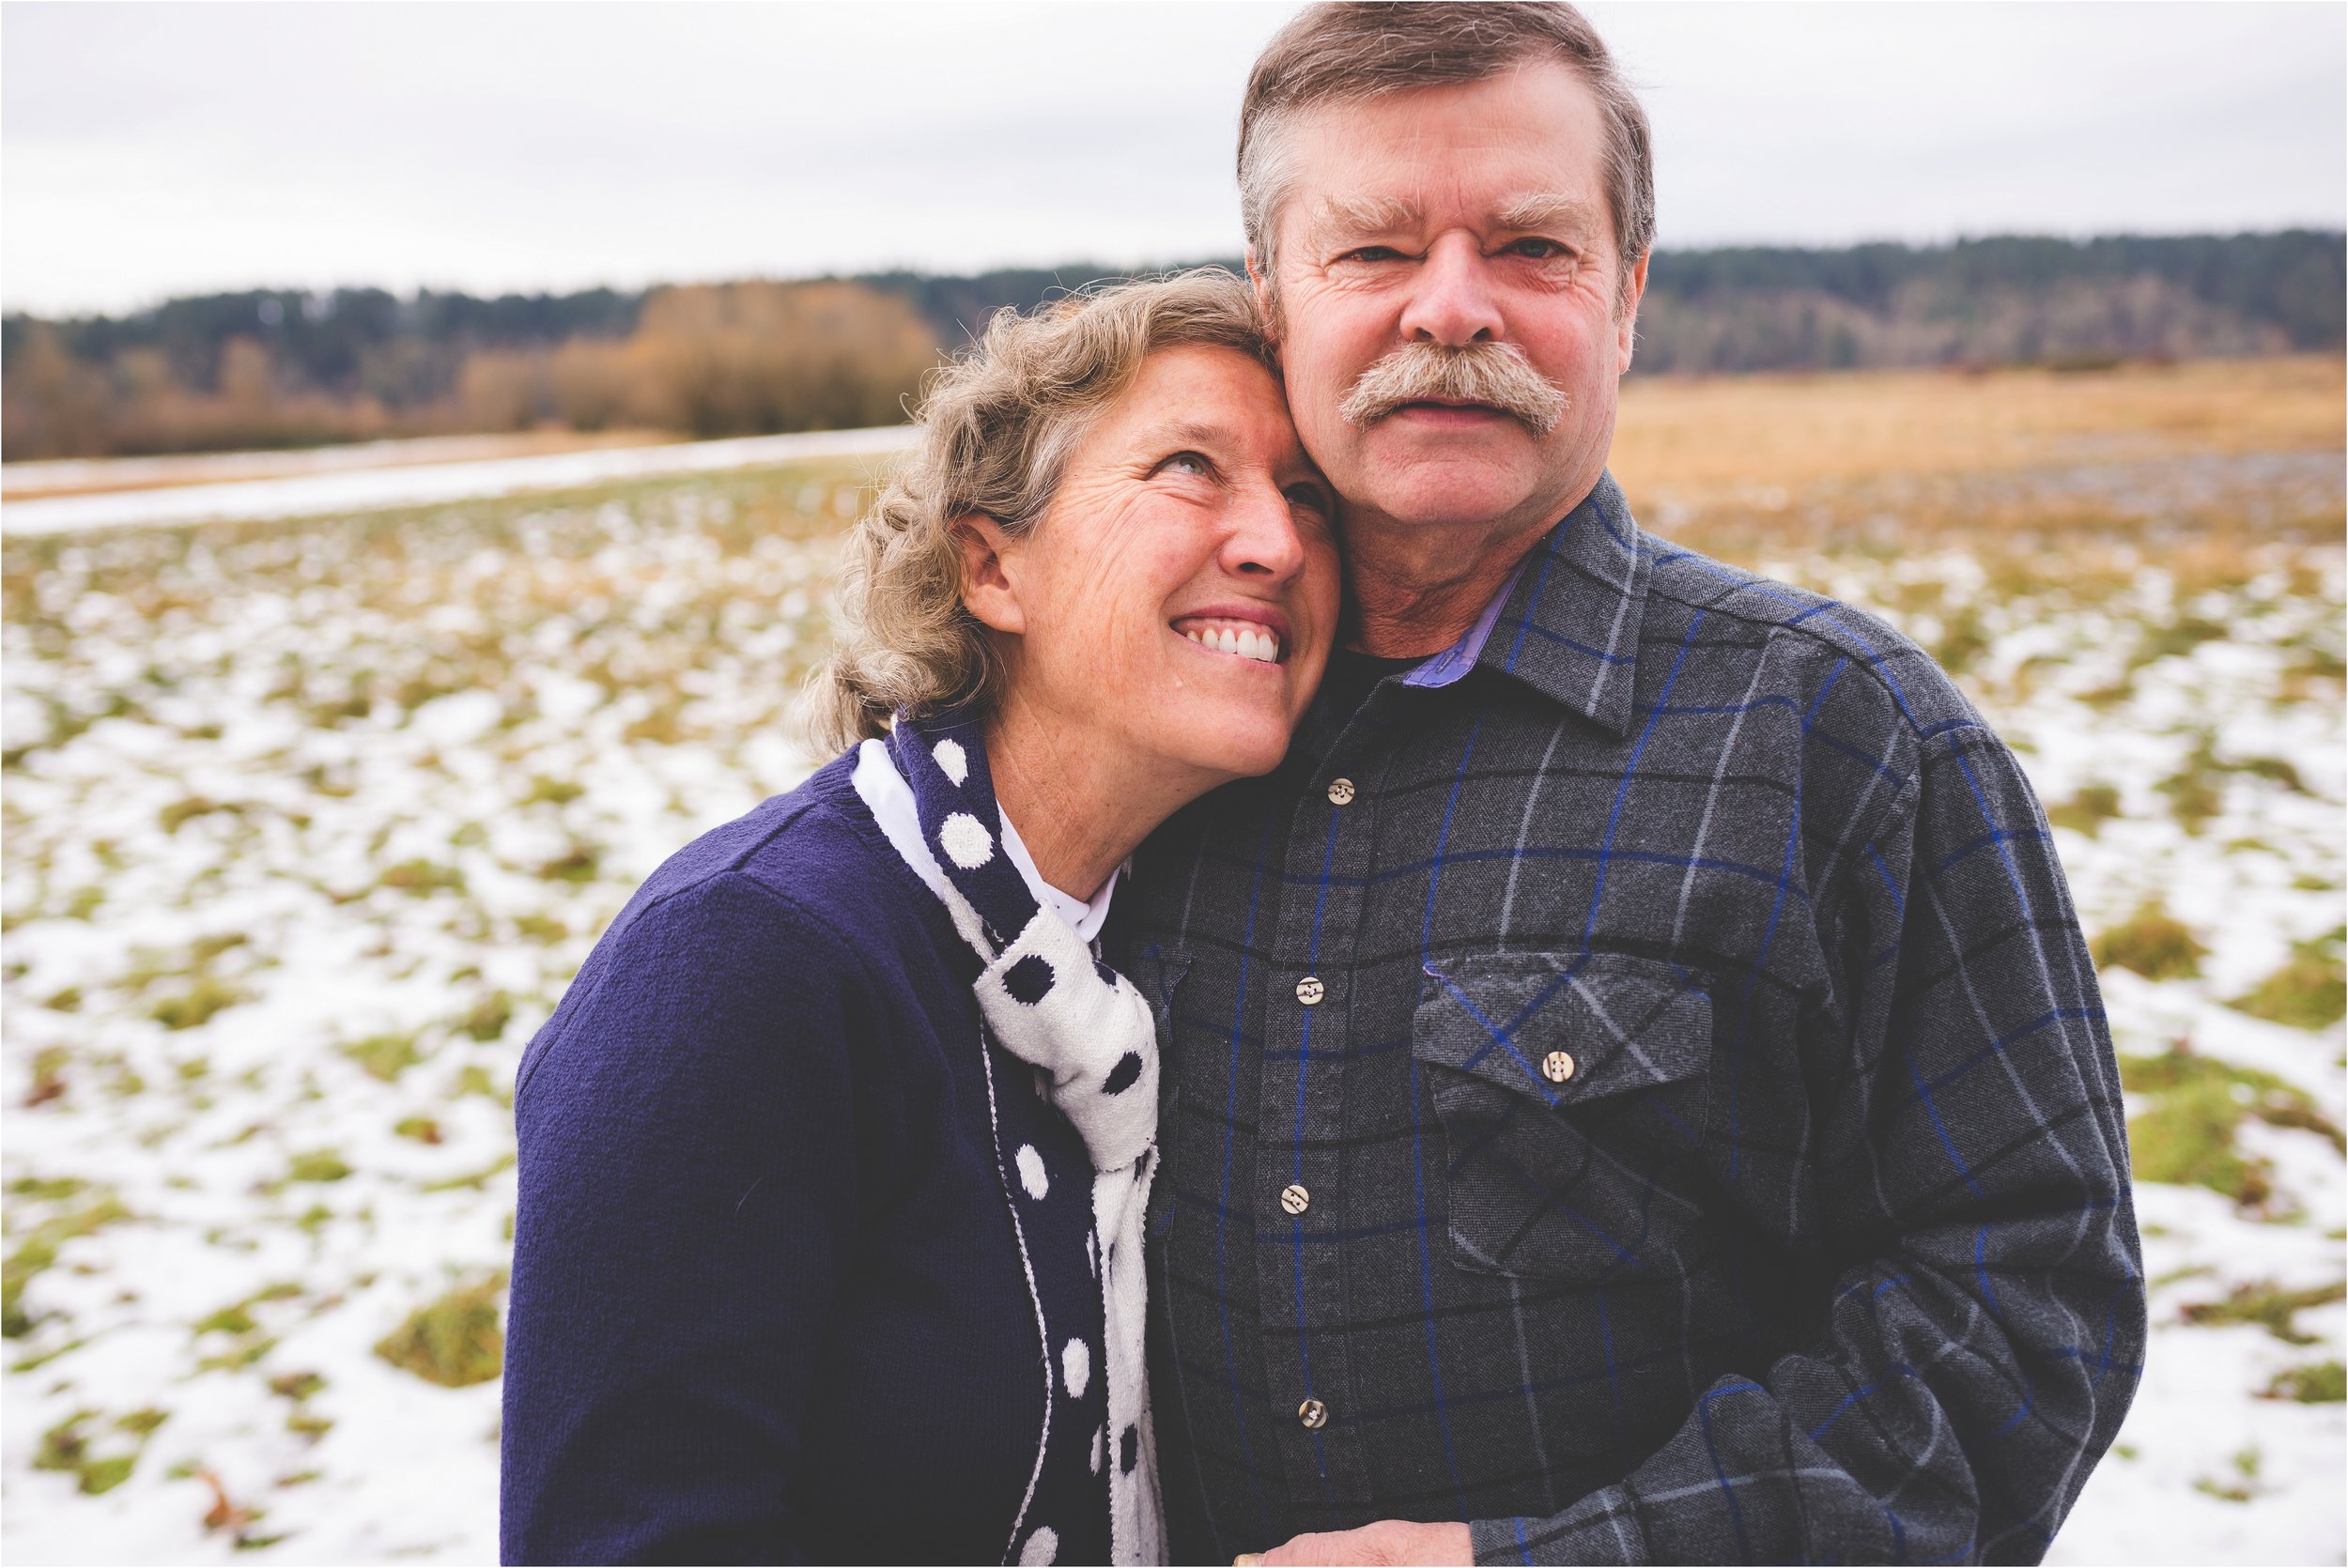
top-left (1298, 1398), bottom-right (1328, 1429)
top-left (1295, 976), bottom-right (1324, 1006)
top-left (1326, 777), bottom-right (1355, 806)
top-left (1542, 1050), bottom-right (1577, 1084)
top-left (1280, 1184), bottom-right (1310, 1216)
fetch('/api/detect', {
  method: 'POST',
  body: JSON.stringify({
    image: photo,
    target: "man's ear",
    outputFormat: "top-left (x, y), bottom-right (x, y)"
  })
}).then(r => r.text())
top-left (1614, 251), bottom-right (1650, 375)
top-left (954, 513), bottom-right (1027, 637)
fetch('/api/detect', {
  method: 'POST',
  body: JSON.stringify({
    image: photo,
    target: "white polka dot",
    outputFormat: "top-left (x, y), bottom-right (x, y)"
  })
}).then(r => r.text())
top-left (1062, 1337), bottom-right (1090, 1399)
top-left (1019, 1525), bottom-right (1058, 1565)
top-left (939, 811), bottom-right (994, 869)
top-left (1016, 1144), bottom-right (1048, 1201)
top-left (933, 737), bottom-right (969, 785)
top-left (1090, 1424), bottom-right (1104, 1474)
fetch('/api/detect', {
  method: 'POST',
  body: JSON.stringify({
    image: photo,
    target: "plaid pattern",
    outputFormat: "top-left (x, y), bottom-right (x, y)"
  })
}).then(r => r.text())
top-left (1123, 475), bottom-right (2145, 1566)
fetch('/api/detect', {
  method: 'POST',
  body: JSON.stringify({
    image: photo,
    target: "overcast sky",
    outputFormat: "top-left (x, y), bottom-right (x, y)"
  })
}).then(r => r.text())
top-left (4, 1), bottom-right (2341, 316)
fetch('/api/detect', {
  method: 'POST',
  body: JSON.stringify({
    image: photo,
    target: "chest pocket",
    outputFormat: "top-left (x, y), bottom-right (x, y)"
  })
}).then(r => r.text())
top-left (1413, 950), bottom-right (1713, 1282)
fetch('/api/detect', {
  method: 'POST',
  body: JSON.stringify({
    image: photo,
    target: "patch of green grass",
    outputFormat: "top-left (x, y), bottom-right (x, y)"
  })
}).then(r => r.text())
top-left (2047, 782), bottom-right (2124, 837)
top-left (340, 1031), bottom-right (423, 1082)
top-left (2262, 1360), bottom-right (2345, 1403)
top-left (460, 992), bottom-right (513, 1043)
top-left (535, 843), bottom-right (600, 884)
top-left (522, 775), bottom-right (584, 807)
top-left (159, 796), bottom-right (240, 834)
top-left (422, 1151), bottom-right (516, 1193)
top-left (2179, 1280), bottom-right (2346, 1345)
top-left (3, 1193), bottom-right (131, 1338)
top-left (42, 985), bottom-right (82, 1012)
top-left (9, 1176), bottom-right (87, 1202)
top-left (2191, 1444), bottom-right (2263, 1503)
top-left (2093, 902), bottom-right (2207, 981)
top-left (24, 1045), bottom-right (69, 1106)
top-left (513, 913), bottom-right (569, 944)
top-left (282, 1149), bottom-right (352, 1185)
top-left (374, 1273), bottom-right (506, 1388)
top-left (451, 1062), bottom-right (512, 1108)
top-left (394, 1115), bottom-right (443, 1145)
top-left (192, 1284), bottom-right (299, 1373)
top-left (33, 1409), bottom-right (144, 1495)
top-left (2121, 1046), bottom-right (2344, 1208)
top-left (2232, 929), bottom-right (2347, 1031)
top-left (150, 976), bottom-right (248, 1031)
top-left (378, 858), bottom-right (466, 897)
top-left (2130, 613), bottom-right (2228, 671)
top-left (269, 1369), bottom-right (325, 1402)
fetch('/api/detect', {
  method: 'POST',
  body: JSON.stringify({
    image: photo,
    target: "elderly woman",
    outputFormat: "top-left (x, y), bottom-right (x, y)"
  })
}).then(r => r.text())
top-left (499, 271), bottom-right (1336, 1566)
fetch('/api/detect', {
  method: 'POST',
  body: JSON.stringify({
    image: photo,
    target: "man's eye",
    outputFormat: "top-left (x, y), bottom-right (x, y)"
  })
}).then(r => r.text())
top-left (1338, 246), bottom-right (1405, 264)
top-left (1506, 238), bottom-right (1568, 260)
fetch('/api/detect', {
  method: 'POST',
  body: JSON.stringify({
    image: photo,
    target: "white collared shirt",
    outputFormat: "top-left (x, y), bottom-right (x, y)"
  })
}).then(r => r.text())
top-left (852, 739), bottom-right (1118, 943)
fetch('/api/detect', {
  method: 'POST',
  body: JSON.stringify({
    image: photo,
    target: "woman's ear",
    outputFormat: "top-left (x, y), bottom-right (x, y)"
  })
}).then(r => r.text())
top-left (954, 514), bottom-right (1027, 637)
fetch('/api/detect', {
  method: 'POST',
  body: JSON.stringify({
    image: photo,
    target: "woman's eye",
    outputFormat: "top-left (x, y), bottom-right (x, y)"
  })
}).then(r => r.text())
top-left (1157, 451), bottom-right (1213, 478)
top-left (1285, 483), bottom-right (1332, 516)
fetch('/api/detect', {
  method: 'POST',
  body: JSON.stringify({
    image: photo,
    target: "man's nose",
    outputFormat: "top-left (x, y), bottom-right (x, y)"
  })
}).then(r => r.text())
top-left (1396, 234), bottom-right (1503, 346)
top-left (1220, 477), bottom-right (1309, 582)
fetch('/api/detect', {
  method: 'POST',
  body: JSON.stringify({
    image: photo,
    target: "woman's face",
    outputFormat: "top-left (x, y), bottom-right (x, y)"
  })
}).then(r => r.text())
top-left (969, 344), bottom-right (1340, 785)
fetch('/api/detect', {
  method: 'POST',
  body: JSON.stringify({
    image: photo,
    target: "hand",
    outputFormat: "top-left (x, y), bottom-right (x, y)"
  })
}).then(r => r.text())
top-left (1243, 1519), bottom-right (1474, 1566)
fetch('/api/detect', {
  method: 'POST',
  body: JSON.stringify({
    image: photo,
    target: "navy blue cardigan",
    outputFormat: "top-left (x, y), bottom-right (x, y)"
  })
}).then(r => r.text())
top-left (502, 755), bottom-right (1110, 1564)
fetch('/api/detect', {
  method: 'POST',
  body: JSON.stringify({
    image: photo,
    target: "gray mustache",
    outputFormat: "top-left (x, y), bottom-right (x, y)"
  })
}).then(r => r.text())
top-left (1336, 341), bottom-right (1568, 435)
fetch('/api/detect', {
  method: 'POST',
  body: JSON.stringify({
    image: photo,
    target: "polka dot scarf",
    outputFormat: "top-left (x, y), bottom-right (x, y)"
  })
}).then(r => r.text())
top-left (886, 712), bottom-right (1166, 1566)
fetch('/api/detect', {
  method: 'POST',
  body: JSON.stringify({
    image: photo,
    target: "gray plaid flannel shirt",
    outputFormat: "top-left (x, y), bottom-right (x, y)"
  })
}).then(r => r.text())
top-left (1122, 475), bottom-right (2145, 1565)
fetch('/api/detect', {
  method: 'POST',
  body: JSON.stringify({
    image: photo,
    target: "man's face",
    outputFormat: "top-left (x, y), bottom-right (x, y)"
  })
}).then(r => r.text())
top-left (1259, 61), bottom-right (1646, 535)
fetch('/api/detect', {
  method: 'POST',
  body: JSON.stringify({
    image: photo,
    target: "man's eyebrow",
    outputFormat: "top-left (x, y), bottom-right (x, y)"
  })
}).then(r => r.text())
top-left (1494, 192), bottom-right (1600, 233)
top-left (1311, 192), bottom-right (1419, 235)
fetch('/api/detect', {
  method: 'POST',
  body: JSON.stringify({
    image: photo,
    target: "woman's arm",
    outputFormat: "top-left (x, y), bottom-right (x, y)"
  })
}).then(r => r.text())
top-left (501, 870), bottom-right (871, 1565)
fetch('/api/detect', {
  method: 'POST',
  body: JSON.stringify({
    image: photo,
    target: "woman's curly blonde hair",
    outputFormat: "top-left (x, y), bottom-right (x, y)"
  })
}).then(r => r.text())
top-left (810, 268), bottom-right (1275, 755)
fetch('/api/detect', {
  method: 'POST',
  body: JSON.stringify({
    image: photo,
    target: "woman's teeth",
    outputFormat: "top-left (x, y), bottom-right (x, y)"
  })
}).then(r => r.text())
top-left (1182, 624), bottom-right (1281, 663)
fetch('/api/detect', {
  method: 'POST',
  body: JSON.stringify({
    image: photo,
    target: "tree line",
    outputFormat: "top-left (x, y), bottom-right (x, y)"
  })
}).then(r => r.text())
top-left (4, 230), bottom-right (2339, 460)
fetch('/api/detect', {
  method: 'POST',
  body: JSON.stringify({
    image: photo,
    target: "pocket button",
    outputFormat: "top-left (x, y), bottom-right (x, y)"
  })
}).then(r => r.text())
top-left (1297, 1398), bottom-right (1328, 1429)
top-left (1296, 976), bottom-right (1325, 1006)
top-left (1279, 1184), bottom-right (1310, 1215)
top-left (1541, 1050), bottom-right (1576, 1084)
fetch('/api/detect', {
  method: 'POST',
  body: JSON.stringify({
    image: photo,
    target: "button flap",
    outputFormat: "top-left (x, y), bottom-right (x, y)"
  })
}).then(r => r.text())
top-left (1414, 951), bottom-right (1710, 1108)
top-left (1124, 941), bottom-right (1191, 1028)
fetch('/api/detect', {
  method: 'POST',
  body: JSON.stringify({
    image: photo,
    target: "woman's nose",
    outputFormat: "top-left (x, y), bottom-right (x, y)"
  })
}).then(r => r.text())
top-left (1219, 479), bottom-right (1310, 582)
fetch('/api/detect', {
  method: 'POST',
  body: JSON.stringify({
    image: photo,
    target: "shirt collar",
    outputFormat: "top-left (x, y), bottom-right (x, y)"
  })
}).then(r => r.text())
top-left (852, 738), bottom-right (1118, 944)
top-left (1380, 471), bottom-right (1649, 738)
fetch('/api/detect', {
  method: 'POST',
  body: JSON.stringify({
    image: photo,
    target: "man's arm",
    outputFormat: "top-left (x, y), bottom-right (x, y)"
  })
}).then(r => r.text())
top-left (1460, 722), bottom-right (2146, 1566)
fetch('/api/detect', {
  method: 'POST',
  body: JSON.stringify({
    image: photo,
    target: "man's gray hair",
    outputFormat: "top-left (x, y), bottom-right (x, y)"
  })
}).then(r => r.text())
top-left (1238, 2), bottom-right (1655, 293)
top-left (811, 269), bottom-right (1275, 754)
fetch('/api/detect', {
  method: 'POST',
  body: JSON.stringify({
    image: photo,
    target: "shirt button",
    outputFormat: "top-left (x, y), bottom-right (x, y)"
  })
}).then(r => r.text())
top-left (1297, 1398), bottom-right (1328, 1429)
top-left (1325, 777), bottom-right (1355, 806)
top-left (1279, 1184), bottom-right (1311, 1215)
top-left (1542, 1050), bottom-right (1577, 1084)
top-left (1295, 976), bottom-right (1325, 1006)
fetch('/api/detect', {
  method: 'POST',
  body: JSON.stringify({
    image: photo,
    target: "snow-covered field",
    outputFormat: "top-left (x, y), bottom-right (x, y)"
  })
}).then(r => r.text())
top-left (3, 443), bottom-right (2342, 1564)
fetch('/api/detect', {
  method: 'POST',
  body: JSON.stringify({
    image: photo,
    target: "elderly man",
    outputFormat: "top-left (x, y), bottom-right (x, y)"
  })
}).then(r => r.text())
top-left (1122, 5), bottom-right (2145, 1565)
